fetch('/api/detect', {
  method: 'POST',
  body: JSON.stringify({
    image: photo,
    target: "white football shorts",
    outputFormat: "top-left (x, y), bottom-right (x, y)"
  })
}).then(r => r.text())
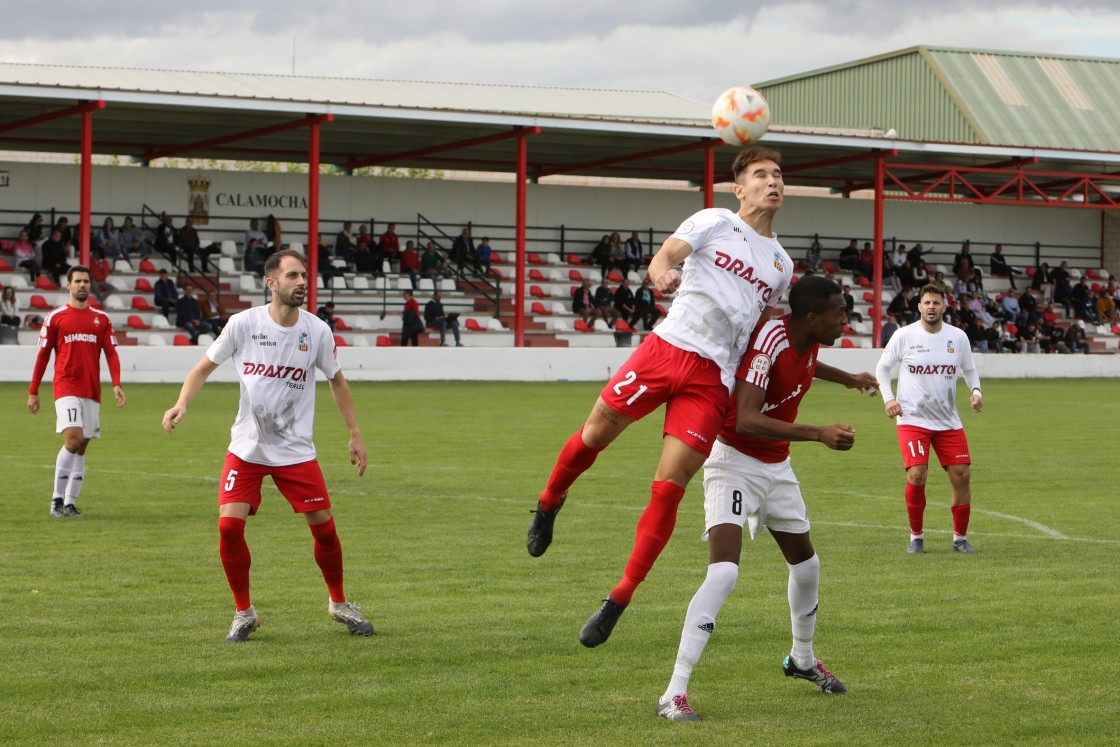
top-left (701, 439), bottom-right (809, 541)
top-left (54, 396), bottom-right (101, 438)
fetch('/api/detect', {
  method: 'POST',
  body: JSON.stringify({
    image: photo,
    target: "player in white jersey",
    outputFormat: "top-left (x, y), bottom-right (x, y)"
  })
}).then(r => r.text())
top-left (526, 147), bottom-right (793, 649)
top-left (161, 249), bottom-right (374, 642)
top-left (875, 284), bottom-right (983, 554)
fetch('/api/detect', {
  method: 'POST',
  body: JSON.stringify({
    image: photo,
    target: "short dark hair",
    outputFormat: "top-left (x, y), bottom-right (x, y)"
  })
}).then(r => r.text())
top-left (67, 265), bottom-right (91, 282)
top-left (264, 248), bottom-right (306, 277)
top-left (919, 284), bottom-right (944, 301)
top-left (731, 146), bottom-right (782, 182)
top-left (788, 275), bottom-right (842, 318)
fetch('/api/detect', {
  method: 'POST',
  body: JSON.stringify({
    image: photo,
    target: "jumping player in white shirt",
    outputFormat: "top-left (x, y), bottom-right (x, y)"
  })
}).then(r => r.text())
top-left (162, 249), bottom-right (374, 642)
top-left (875, 283), bottom-right (983, 554)
top-left (658, 276), bottom-right (877, 721)
top-left (526, 147), bottom-right (793, 648)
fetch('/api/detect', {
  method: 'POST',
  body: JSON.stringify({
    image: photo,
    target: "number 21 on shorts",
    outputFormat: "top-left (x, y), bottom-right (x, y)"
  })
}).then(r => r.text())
top-left (612, 370), bottom-right (648, 406)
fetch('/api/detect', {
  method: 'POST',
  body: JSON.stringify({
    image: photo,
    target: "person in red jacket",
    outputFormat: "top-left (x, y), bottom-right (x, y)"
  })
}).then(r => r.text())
top-left (28, 265), bottom-right (126, 518)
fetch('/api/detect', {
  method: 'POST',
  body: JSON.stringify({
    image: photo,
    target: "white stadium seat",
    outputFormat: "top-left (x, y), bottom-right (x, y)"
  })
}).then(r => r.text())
top-left (150, 314), bottom-right (172, 329)
top-left (238, 274), bottom-right (259, 293)
top-left (104, 295), bottom-right (126, 310)
top-left (146, 333), bottom-right (167, 346)
top-left (218, 256), bottom-right (236, 273)
top-left (114, 260), bottom-right (132, 273)
top-left (350, 275), bottom-right (370, 290)
top-left (289, 242), bottom-right (304, 254)
top-left (221, 240), bottom-right (238, 257)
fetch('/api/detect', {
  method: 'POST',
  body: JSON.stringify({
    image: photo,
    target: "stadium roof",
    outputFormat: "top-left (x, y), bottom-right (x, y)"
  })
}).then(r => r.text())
top-left (1, 57), bottom-right (1119, 200)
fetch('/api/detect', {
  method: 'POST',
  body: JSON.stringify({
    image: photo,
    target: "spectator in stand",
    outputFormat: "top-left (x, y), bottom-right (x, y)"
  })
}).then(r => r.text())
top-left (930, 270), bottom-right (951, 299)
top-left (858, 241), bottom-right (876, 280)
top-left (1017, 321), bottom-right (1042, 353)
top-left (593, 278), bottom-right (619, 328)
top-left (606, 232), bottom-right (626, 277)
top-left (352, 238), bottom-right (377, 276)
top-left (1065, 319), bottom-right (1090, 354)
top-left (887, 245), bottom-right (906, 291)
top-left (1000, 291), bottom-right (1021, 321)
top-left (14, 228), bottom-right (40, 282)
top-left (1074, 289), bottom-right (1101, 326)
top-left (243, 238), bottom-right (265, 278)
top-left (41, 229), bottom-right (71, 286)
top-left (317, 302), bottom-right (337, 332)
top-left (175, 285), bottom-right (212, 345)
top-left (96, 217), bottom-right (126, 267)
top-left (52, 217), bottom-right (74, 258)
top-left (909, 258), bottom-right (930, 287)
top-left (244, 218), bottom-right (267, 253)
top-left (119, 216), bottom-right (147, 260)
top-left (968, 319), bottom-right (990, 353)
top-left (988, 244), bottom-right (1021, 289)
top-left (952, 240), bottom-right (973, 274)
top-left (317, 235), bottom-right (342, 285)
top-left (572, 278), bottom-right (598, 326)
top-left (880, 314), bottom-right (900, 347)
top-left (1, 287), bottom-right (20, 328)
top-left (906, 242), bottom-right (933, 266)
top-left (155, 214), bottom-right (179, 265)
top-left (400, 289), bottom-right (422, 346)
top-left (380, 223), bottom-right (401, 270)
top-left (1109, 278), bottom-right (1120, 304)
top-left (335, 222), bottom-right (356, 268)
top-left (200, 289), bottom-right (228, 334)
top-left (25, 213), bottom-right (46, 247)
top-left (422, 241), bottom-right (452, 281)
top-left (590, 234), bottom-right (612, 278)
top-left (631, 278), bottom-right (661, 330)
top-left (954, 257), bottom-right (979, 296)
top-left (804, 241), bottom-right (825, 275)
top-left (264, 214), bottom-right (281, 257)
top-left (356, 224), bottom-right (372, 247)
top-left (1097, 286), bottom-right (1116, 323)
top-left (1031, 261), bottom-right (1053, 305)
top-left (424, 290), bottom-right (462, 347)
top-left (399, 240), bottom-right (421, 290)
top-left (1018, 288), bottom-right (1038, 323)
top-left (1037, 316), bottom-right (1066, 353)
top-left (613, 277), bottom-right (636, 325)
top-left (887, 287), bottom-right (914, 325)
top-left (838, 239), bottom-right (860, 275)
top-left (89, 248), bottom-right (116, 303)
top-left (475, 236), bottom-right (493, 276)
top-left (624, 231), bottom-right (645, 274)
top-left (986, 320), bottom-right (1006, 353)
top-left (450, 227), bottom-right (474, 274)
top-left (154, 269), bottom-right (179, 318)
top-left (842, 284), bottom-right (862, 322)
top-left (179, 216), bottom-right (202, 272)
top-left (1050, 261), bottom-right (1072, 313)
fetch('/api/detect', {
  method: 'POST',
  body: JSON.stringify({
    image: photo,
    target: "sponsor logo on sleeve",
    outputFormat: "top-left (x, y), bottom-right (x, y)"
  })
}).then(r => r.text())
top-left (676, 220), bottom-right (695, 235)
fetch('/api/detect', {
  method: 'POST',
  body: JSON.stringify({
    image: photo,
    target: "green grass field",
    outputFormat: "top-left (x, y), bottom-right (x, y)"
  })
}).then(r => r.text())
top-left (0, 378), bottom-right (1116, 746)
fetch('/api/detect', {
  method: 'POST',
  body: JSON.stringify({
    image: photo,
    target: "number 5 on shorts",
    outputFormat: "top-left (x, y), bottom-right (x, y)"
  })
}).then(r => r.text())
top-left (224, 469), bottom-right (238, 492)
top-left (612, 370), bottom-right (648, 406)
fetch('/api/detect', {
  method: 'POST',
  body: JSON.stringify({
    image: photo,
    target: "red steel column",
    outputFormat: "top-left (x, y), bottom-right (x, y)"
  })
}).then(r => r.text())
top-left (79, 105), bottom-right (93, 266)
top-left (703, 141), bottom-right (716, 209)
top-left (872, 152), bottom-right (885, 347)
top-left (307, 117), bottom-right (321, 312)
top-left (514, 128), bottom-right (528, 347)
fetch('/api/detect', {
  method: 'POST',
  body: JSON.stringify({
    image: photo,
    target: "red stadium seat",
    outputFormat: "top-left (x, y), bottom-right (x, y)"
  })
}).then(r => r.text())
top-left (1025, 266), bottom-right (1036, 277)
top-left (824, 261), bottom-right (838, 274)
top-left (844, 324), bottom-right (854, 334)
top-left (614, 319), bottom-right (636, 334)
top-left (30, 294), bottom-right (52, 310)
top-left (465, 318), bottom-right (486, 332)
top-left (173, 334), bottom-right (191, 346)
top-left (134, 278), bottom-right (154, 292)
top-left (490, 251), bottom-right (503, 265)
top-left (1086, 268), bottom-right (1101, 279)
top-left (568, 269), bottom-right (585, 282)
top-left (131, 296), bottom-right (156, 311)
top-left (1091, 282), bottom-right (1102, 293)
top-left (531, 301), bottom-right (552, 316)
top-left (127, 315), bottom-right (150, 330)
top-left (334, 317), bottom-right (351, 331)
top-left (863, 291), bottom-right (875, 303)
top-left (333, 334), bottom-right (349, 347)
top-left (35, 276), bottom-right (59, 291)
top-left (789, 274), bottom-right (799, 285)
top-left (1006, 323), bottom-right (1018, 336)
top-left (376, 335), bottom-right (393, 347)
top-left (528, 268), bottom-right (546, 281)
top-left (488, 267), bottom-right (505, 280)
top-left (858, 276), bottom-right (871, 288)
top-left (567, 254), bottom-right (586, 266)
top-left (139, 259), bottom-right (159, 274)
top-left (0, 239), bottom-right (12, 252)
top-left (653, 288), bottom-right (666, 300)
top-left (840, 337), bottom-right (855, 348)
top-left (655, 303), bottom-right (668, 316)
top-left (574, 319), bottom-right (594, 333)
top-left (0, 257), bottom-right (11, 271)
top-left (608, 270), bottom-right (624, 283)
top-left (528, 252), bottom-right (546, 266)
top-left (530, 285), bottom-right (548, 298)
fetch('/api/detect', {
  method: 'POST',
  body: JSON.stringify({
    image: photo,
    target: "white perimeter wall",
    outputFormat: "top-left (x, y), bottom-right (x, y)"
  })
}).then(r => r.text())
top-left (2, 345), bottom-right (1118, 384)
top-left (0, 161), bottom-right (1103, 257)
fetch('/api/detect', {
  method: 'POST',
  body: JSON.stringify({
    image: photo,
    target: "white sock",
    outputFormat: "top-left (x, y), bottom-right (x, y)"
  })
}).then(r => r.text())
top-left (953, 533), bottom-right (967, 542)
top-left (662, 561), bottom-right (738, 702)
top-left (788, 554), bottom-right (821, 669)
top-left (53, 447), bottom-right (75, 502)
top-left (65, 454), bottom-right (85, 505)
top-left (911, 532), bottom-right (925, 540)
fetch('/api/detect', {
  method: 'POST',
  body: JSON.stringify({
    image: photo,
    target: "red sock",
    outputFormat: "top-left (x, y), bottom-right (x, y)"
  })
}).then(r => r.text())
top-left (218, 516), bottom-right (252, 611)
top-left (951, 504), bottom-right (971, 537)
top-left (610, 480), bottom-right (687, 606)
top-left (540, 427), bottom-right (604, 511)
top-left (310, 517), bottom-right (346, 603)
top-left (905, 483), bottom-right (926, 535)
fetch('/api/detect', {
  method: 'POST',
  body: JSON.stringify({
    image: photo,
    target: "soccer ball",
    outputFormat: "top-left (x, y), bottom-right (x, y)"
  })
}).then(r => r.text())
top-left (711, 86), bottom-right (770, 146)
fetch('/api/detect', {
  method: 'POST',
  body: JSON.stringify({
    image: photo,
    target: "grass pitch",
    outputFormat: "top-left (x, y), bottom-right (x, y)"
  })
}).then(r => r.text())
top-left (0, 379), bottom-right (1115, 746)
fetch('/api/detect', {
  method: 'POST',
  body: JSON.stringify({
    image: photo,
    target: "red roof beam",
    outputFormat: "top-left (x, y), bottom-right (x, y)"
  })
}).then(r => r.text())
top-left (0, 100), bottom-right (105, 135)
top-left (535, 138), bottom-right (717, 179)
top-left (347, 126), bottom-right (541, 170)
top-left (783, 148), bottom-right (897, 175)
top-left (142, 113), bottom-right (333, 162)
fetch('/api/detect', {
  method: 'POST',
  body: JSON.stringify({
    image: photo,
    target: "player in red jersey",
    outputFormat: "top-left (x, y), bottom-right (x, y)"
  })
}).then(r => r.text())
top-left (657, 276), bottom-right (877, 721)
top-left (161, 250), bottom-right (373, 643)
top-left (28, 265), bottom-right (125, 518)
top-left (527, 148), bottom-right (794, 648)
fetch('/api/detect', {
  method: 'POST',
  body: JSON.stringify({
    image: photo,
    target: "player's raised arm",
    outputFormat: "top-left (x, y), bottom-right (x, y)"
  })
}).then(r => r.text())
top-left (162, 355), bottom-right (220, 433)
top-left (733, 380), bottom-right (854, 450)
top-left (327, 369), bottom-right (367, 477)
top-left (646, 237), bottom-right (694, 294)
top-left (814, 362), bottom-right (878, 395)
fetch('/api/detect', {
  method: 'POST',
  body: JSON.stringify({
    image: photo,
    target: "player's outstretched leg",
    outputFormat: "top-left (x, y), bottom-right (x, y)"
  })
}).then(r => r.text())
top-left (905, 482), bottom-right (926, 553)
top-left (579, 597), bottom-right (627, 648)
top-left (218, 516), bottom-right (254, 640)
top-left (528, 427), bottom-right (604, 557)
top-left (782, 656), bottom-right (847, 694)
top-left (951, 503), bottom-right (976, 552)
top-left (328, 600), bottom-right (374, 636)
top-left (225, 605), bottom-right (260, 643)
top-left (656, 693), bottom-right (701, 722)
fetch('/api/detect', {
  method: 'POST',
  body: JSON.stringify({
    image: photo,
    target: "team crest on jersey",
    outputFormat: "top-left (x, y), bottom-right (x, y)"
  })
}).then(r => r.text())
top-left (676, 220), bottom-right (695, 235)
top-left (947, 340), bottom-right (955, 353)
top-left (773, 252), bottom-right (785, 273)
top-left (298, 331), bottom-right (309, 352)
top-left (750, 353), bottom-right (771, 374)
top-left (93, 317), bottom-right (100, 326)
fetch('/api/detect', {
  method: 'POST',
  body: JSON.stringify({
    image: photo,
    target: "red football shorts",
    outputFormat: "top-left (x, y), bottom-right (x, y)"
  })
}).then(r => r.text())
top-left (896, 425), bottom-right (971, 470)
top-left (600, 333), bottom-right (727, 456)
top-left (219, 452), bottom-right (332, 515)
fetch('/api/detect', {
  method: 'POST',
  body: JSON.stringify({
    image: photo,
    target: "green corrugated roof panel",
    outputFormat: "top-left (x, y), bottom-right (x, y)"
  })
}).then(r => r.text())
top-left (755, 46), bottom-right (1120, 152)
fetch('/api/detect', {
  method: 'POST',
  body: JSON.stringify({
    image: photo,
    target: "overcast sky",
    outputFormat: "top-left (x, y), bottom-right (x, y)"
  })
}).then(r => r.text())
top-left (3, 1), bottom-right (1118, 103)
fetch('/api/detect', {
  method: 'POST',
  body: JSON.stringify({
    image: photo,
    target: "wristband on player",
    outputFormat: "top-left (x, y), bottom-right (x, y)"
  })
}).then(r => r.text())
top-left (971, 387), bottom-right (982, 397)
